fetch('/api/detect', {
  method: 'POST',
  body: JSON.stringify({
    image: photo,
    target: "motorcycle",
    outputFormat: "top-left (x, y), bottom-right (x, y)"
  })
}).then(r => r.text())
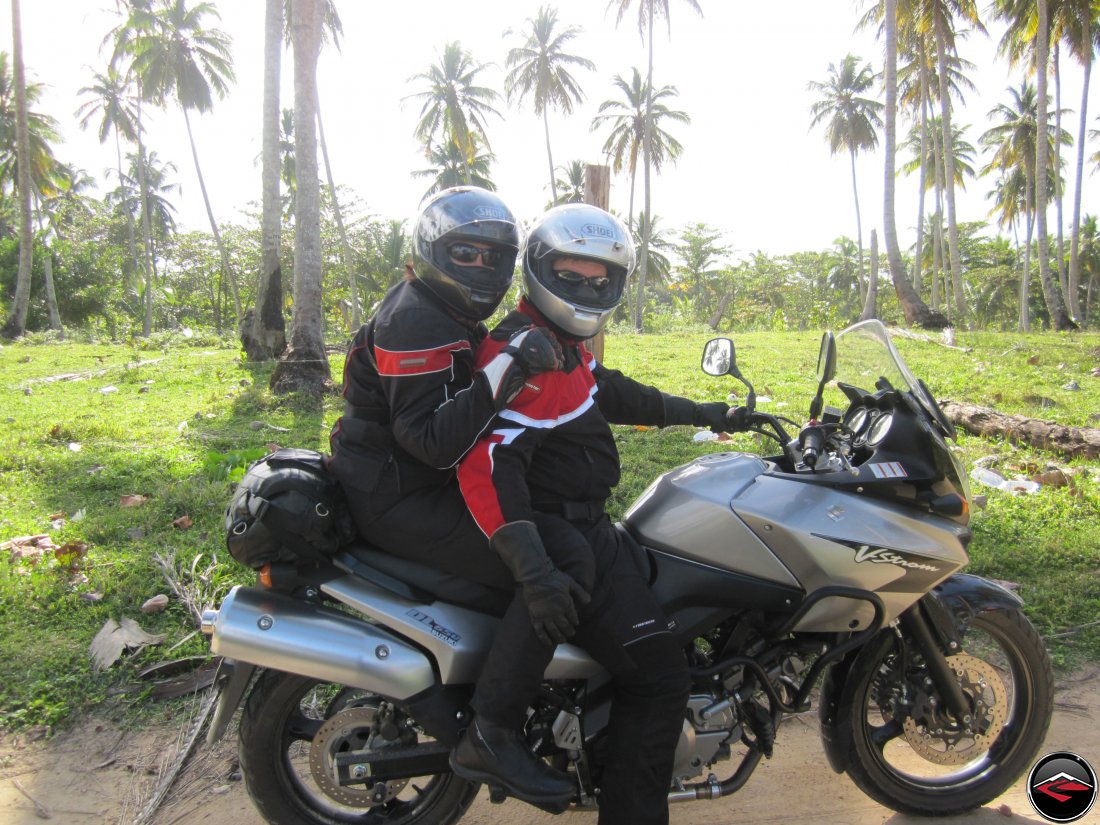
top-left (201, 318), bottom-right (1053, 824)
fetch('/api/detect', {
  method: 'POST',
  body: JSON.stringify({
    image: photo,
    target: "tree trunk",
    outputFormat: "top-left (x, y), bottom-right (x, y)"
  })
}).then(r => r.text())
top-left (1067, 45), bottom-right (1091, 323)
top-left (182, 108), bottom-right (241, 321)
top-left (1053, 44), bottom-right (1068, 299)
top-left (850, 148), bottom-right (866, 302)
top-left (914, 58), bottom-right (929, 295)
top-left (882, 0), bottom-right (945, 329)
top-left (135, 95), bottom-right (157, 337)
top-left (933, 16), bottom-right (966, 324)
top-left (34, 208), bottom-right (61, 334)
top-left (633, 0), bottom-right (655, 333)
top-left (707, 292), bottom-right (732, 330)
top-left (316, 88), bottom-right (359, 331)
top-left (1022, 192), bottom-right (1033, 331)
top-left (860, 228), bottom-right (879, 321)
top-left (245, 0), bottom-right (286, 361)
top-left (115, 131), bottom-right (141, 302)
top-left (941, 400), bottom-right (1100, 460)
top-left (1, 0), bottom-right (33, 339)
top-left (932, 170), bottom-right (944, 312)
top-left (271, 0), bottom-right (331, 396)
top-left (1034, 0), bottom-right (1076, 331)
top-left (544, 109), bottom-right (557, 202)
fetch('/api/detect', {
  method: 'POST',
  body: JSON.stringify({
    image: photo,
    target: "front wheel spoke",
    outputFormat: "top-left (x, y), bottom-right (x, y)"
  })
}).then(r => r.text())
top-left (869, 719), bottom-right (904, 751)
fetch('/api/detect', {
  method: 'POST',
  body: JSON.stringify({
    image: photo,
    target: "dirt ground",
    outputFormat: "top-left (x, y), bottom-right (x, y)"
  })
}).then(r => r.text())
top-left (1, 667), bottom-right (1097, 825)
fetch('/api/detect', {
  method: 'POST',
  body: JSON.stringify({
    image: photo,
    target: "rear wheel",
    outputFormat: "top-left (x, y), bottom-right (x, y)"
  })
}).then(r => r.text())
top-left (844, 608), bottom-right (1053, 815)
top-left (238, 671), bottom-right (478, 825)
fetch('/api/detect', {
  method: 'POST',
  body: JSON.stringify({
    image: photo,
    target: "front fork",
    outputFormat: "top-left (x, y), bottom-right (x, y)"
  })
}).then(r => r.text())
top-left (898, 602), bottom-right (971, 722)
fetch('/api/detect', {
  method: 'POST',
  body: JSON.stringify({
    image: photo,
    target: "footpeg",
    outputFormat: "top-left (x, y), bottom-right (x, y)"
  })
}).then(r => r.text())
top-left (489, 785), bottom-right (507, 804)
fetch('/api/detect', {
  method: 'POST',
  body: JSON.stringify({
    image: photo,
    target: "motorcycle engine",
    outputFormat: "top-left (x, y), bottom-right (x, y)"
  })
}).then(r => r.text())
top-left (671, 693), bottom-right (741, 781)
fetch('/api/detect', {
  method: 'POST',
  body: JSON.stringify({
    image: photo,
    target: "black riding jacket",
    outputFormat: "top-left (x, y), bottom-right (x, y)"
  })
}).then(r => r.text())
top-left (329, 279), bottom-right (499, 498)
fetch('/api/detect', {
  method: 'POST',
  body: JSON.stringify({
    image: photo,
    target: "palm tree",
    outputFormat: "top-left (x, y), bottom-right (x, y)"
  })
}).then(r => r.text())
top-left (1079, 213), bottom-right (1100, 321)
top-left (922, 0), bottom-right (985, 325)
top-left (125, 0), bottom-right (240, 320)
top-left (105, 0), bottom-right (160, 335)
top-left (879, 0), bottom-right (947, 328)
top-left (1035, 0), bottom-right (1075, 329)
top-left (590, 69), bottom-right (688, 231)
top-left (505, 6), bottom-right (595, 202)
top-left (902, 115), bottom-right (975, 317)
top-left (1, 0), bottom-right (33, 338)
top-left (980, 81), bottom-right (1069, 330)
top-left (1058, 1), bottom-right (1100, 323)
top-left (271, 0), bottom-right (330, 396)
top-left (808, 54), bottom-right (883, 301)
top-left (412, 135), bottom-right (496, 198)
top-left (405, 42), bottom-right (502, 184)
top-left (76, 66), bottom-right (143, 299)
top-left (551, 159), bottom-right (586, 205)
top-left (607, 0), bottom-right (703, 333)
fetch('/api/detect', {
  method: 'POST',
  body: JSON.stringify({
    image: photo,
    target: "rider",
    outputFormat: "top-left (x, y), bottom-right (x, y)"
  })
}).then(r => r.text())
top-left (452, 204), bottom-right (732, 824)
top-left (328, 185), bottom-right (564, 614)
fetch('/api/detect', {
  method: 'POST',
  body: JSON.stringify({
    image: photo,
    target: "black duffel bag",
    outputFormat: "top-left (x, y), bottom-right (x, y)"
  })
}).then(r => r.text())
top-left (225, 448), bottom-right (353, 569)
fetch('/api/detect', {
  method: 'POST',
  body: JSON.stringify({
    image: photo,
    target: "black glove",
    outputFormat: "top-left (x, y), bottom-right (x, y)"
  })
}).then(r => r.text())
top-left (693, 401), bottom-right (731, 432)
top-left (501, 325), bottom-right (563, 374)
top-left (725, 405), bottom-right (752, 432)
top-left (480, 327), bottom-right (564, 409)
top-left (490, 521), bottom-right (591, 646)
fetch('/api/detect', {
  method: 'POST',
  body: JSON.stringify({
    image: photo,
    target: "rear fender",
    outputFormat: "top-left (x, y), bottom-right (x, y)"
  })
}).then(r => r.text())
top-left (817, 573), bottom-right (1024, 774)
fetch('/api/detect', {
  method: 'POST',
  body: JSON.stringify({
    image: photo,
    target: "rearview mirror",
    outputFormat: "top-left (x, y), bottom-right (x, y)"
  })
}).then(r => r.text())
top-left (816, 331), bottom-right (837, 385)
top-left (701, 338), bottom-right (734, 376)
top-left (810, 331), bottom-right (837, 421)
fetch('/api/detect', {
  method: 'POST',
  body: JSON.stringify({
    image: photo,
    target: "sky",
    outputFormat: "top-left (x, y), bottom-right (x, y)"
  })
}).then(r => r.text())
top-left (3, 0), bottom-right (1099, 262)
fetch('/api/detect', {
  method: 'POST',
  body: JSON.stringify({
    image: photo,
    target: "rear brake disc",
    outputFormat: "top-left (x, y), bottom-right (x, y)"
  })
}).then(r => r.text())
top-left (309, 706), bottom-right (409, 807)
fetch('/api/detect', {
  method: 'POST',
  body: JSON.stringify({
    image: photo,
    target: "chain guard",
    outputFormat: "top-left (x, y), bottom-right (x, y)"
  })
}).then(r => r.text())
top-left (308, 706), bottom-right (409, 807)
top-left (900, 653), bottom-right (1008, 766)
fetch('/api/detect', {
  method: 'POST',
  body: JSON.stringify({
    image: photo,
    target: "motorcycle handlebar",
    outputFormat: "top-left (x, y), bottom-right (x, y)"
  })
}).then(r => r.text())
top-left (799, 426), bottom-right (825, 469)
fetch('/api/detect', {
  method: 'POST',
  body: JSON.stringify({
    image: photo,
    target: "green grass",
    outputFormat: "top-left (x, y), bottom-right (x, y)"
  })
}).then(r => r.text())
top-left (0, 327), bottom-right (1097, 729)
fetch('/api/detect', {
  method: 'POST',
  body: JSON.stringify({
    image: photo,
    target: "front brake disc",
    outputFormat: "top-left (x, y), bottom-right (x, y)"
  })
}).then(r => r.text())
top-left (309, 706), bottom-right (409, 807)
top-left (901, 653), bottom-right (1008, 766)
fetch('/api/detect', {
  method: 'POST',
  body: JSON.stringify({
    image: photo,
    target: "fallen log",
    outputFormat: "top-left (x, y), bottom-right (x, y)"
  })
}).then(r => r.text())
top-left (941, 400), bottom-right (1100, 460)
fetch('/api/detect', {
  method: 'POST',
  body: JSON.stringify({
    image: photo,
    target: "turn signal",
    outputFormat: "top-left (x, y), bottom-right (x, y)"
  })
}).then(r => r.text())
top-left (928, 493), bottom-right (968, 517)
top-left (258, 564), bottom-right (274, 589)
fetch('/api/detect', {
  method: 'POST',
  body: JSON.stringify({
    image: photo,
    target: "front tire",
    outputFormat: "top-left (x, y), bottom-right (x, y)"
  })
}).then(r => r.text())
top-left (238, 671), bottom-right (479, 825)
top-left (844, 608), bottom-right (1053, 815)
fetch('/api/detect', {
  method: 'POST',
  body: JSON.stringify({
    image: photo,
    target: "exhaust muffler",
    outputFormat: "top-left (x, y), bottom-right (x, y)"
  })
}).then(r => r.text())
top-left (203, 585), bottom-right (435, 699)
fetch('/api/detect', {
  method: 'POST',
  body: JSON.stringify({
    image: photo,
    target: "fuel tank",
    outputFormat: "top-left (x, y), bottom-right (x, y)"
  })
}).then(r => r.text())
top-left (623, 452), bottom-right (970, 630)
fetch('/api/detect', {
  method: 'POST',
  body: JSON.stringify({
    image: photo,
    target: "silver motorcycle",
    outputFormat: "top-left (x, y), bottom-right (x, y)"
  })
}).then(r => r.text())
top-left (202, 318), bottom-right (1053, 824)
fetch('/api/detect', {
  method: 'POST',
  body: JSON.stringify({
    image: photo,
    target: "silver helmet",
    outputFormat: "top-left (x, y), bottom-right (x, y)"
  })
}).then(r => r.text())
top-left (522, 205), bottom-right (636, 339)
top-left (411, 187), bottom-right (521, 321)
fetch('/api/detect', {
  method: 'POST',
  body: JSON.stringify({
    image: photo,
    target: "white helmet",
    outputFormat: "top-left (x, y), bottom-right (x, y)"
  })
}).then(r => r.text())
top-left (522, 205), bottom-right (636, 339)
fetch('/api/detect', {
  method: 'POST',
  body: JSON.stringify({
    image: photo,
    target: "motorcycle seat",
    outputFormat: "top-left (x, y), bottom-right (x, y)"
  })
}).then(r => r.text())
top-left (337, 543), bottom-right (513, 616)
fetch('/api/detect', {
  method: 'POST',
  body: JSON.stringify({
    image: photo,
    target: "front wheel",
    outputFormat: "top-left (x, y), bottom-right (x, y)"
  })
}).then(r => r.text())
top-left (844, 608), bottom-right (1053, 815)
top-left (238, 670), bottom-right (479, 825)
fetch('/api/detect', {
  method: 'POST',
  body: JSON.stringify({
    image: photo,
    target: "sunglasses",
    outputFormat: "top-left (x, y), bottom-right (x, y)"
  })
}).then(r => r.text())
top-left (447, 242), bottom-right (504, 267)
top-left (553, 269), bottom-right (612, 290)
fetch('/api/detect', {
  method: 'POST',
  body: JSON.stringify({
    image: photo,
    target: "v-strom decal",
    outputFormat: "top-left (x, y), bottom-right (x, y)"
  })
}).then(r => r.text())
top-left (814, 534), bottom-right (942, 573)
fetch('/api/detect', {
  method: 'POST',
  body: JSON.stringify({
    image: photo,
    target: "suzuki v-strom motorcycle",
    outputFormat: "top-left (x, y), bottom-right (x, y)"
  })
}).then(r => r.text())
top-left (202, 319), bottom-right (1053, 825)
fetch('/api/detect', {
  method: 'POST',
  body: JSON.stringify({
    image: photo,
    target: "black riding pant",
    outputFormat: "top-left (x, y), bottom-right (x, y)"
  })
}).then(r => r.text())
top-left (471, 516), bottom-right (689, 825)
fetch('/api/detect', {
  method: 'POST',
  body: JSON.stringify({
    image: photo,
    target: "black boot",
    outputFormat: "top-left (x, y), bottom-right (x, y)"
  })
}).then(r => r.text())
top-left (450, 717), bottom-right (573, 811)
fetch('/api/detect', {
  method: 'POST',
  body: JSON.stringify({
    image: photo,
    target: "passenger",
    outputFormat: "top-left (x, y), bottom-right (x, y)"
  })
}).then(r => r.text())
top-left (452, 204), bottom-right (732, 824)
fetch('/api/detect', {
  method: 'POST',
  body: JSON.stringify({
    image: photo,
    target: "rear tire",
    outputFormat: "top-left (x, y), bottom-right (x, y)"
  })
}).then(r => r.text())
top-left (239, 670), bottom-right (479, 825)
top-left (844, 608), bottom-right (1053, 815)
